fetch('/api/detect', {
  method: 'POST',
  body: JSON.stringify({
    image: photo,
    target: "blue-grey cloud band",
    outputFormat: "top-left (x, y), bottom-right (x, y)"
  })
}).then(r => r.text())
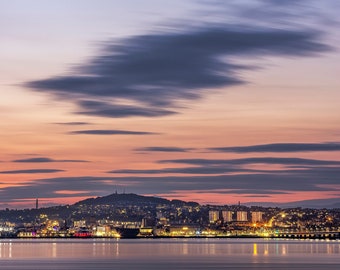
top-left (133, 142), bottom-right (340, 153)
top-left (107, 157), bottom-right (340, 175)
top-left (68, 129), bottom-right (157, 135)
top-left (26, 26), bottom-right (329, 118)
top-left (135, 146), bottom-right (193, 152)
top-left (158, 157), bottom-right (340, 166)
top-left (12, 157), bottom-right (88, 163)
top-left (210, 142), bottom-right (340, 153)
top-left (0, 169), bottom-right (65, 174)
top-left (0, 168), bottom-right (339, 203)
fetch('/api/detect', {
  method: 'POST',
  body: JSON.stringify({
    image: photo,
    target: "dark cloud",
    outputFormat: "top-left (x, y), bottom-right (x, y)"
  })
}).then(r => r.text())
top-left (0, 176), bottom-right (117, 202)
top-left (194, 189), bottom-right (289, 195)
top-left (69, 129), bottom-right (156, 135)
top-left (210, 142), bottom-right (340, 153)
top-left (108, 156), bottom-right (340, 176)
top-left (26, 25), bottom-right (329, 118)
top-left (158, 157), bottom-right (340, 166)
top-left (134, 146), bottom-right (193, 152)
top-left (0, 169), bottom-right (64, 174)
top-left (12, 157), bottom-right (88, 163)
top-left (0, 164), bottom-right (339, 202)
top-left (107, 167), bottom-right (266, 175)
top-left (0, 171), bottom-right (336, 202)
top-left (197, 188), bottom-right (289, 196)
top-left (54, 122), bottom-right (91, 125)
top-left (76, 100), bottom-right (177, 118)
top-left (242, 195), bottom-right (272, 198)
top-left (108, 172), bottom-right (340, 194)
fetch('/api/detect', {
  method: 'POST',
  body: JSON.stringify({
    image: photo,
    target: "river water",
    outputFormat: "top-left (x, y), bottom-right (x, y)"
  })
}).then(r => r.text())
top-left (0, 238), bottom-right (339, 269)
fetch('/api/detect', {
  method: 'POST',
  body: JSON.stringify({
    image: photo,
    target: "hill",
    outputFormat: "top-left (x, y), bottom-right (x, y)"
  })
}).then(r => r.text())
top-left (74, 193), bottom-right (199, 207)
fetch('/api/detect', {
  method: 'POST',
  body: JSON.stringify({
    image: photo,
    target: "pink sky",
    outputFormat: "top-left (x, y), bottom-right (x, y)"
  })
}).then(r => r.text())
top-left (1, 0), bottom-right (340, 208)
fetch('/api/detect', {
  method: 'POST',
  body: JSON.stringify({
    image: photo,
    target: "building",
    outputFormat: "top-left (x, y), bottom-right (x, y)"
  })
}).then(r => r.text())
top-left (221, 210), bottom-right (233, 222)
top-left (73, 220), bottom-right (86, 228)
top-left (251, 212), bottom-right (263, 223)
top-left (141, 218), bottom-right (155, 228)
top-left (169, 224), bottom-right (200, 237)
top-left (209, 210), bottom-right (220, 223)
top-left (236, 211), bottom-right (248, 222)
top-left (94, 225), bottom-right (113, 237)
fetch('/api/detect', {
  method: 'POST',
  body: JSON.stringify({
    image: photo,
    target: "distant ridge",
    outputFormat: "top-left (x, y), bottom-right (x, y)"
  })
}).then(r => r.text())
top-left (244, 198), bottom-right (340, 209)
top-left (74, 193), bottom-right (199, 207)
top-left (74, 193), bottom-right (339, 209)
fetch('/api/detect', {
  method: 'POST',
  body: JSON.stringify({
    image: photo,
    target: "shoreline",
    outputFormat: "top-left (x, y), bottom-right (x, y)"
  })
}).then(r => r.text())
top-left (1, 234), bottom-right (339, 240)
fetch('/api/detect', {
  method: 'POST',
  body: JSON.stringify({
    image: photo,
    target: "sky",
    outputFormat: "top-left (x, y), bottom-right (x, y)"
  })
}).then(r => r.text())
top-left (1, 0), bottom-right (340, 208)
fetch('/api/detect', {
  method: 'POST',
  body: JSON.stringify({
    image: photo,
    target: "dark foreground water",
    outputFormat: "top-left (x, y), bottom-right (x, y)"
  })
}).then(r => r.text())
top-left (0, 238), bottom-right (339, 269)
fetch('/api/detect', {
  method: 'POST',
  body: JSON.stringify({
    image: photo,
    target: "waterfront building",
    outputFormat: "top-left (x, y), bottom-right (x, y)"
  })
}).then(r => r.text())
top-left (209, 210), bottom-right (220, 223)
top-left (251, 211), bottom-right (263, 223)
top-left (222, 210), bottom-right (233, 222)
top-left (237, 211), bottom-right (248, 222)
top-left (169, 224), bottom-right (200, 237)
top-left (141, 217), bottom-right (155, 228)
top-left (74, 220), bottom-right (86, 228)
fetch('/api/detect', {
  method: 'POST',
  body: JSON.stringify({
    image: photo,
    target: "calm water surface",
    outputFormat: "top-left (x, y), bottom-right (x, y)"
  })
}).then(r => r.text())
top-left (0, 238), bottom-right (339, 269)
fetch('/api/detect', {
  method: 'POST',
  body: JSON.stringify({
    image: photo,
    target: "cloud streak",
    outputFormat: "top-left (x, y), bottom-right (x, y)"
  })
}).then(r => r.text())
top-left (107, 167), bottom-right (266, 175)
top-left (0, 168), bottom-right (339, 202)
top-left (134, 146), bottom-right (193, 152)
top-left (107, 157), bottom-right (340, 176)
top-left (158, 157), bottom-right (340, 166)
top-left (69, 129), bottom-right (156, 135)
top-left (210, 142), bottom-right (340, 153)
top-left (53, 122), bottom-right (91, 126)
top-left (26, 25), bottom-right (329, 118)
top-left (12, 157), bottom-right (88, 163)
top-left (76, 100), bottom-right (176, 118)
top-left (0, 169), bottom-right (65, 174)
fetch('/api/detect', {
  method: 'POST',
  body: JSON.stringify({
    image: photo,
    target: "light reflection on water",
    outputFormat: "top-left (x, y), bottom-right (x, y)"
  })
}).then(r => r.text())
top-left (0, 238), bottom-right (339, 269)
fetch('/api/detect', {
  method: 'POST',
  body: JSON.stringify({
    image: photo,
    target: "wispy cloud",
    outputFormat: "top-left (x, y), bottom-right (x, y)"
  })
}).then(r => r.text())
top-left (134, 146), bottom-right (193, 152)
top-left (12, 157), bottom-right (88, 163)
top-left (158, 157), bottom-right (340, 166)
top-left (69, 129), bottom-right (157, 135)
top-left (194, 189), bottom-right (289, 195)
top-left (76, 100), bottom-right (176, 118)
top-left (0, 176), bottom-right (116, 202)
top-left (53, 122), bottom-right (91, 126)
top-left (107, 167), bottom-right (266, 175)
top-left (0, 169), bottom-right (65, 174)
top-left (1, 169), bottom-right (339, 202)
top-left (26, 24), bottom-right (329, 118)
top-left (209, 142), bottom-right (340, 153)
top-left (108, 157), bottom-right (340, 176)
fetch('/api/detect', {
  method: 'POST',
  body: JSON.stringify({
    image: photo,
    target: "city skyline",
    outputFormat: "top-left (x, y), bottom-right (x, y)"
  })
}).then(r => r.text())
top-left (1, 0), bottom-right (340, 208)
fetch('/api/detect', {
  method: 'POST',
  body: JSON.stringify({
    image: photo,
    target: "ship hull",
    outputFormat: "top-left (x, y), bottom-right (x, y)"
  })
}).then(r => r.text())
top-left (115, 227), bottom-right (139, 238)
